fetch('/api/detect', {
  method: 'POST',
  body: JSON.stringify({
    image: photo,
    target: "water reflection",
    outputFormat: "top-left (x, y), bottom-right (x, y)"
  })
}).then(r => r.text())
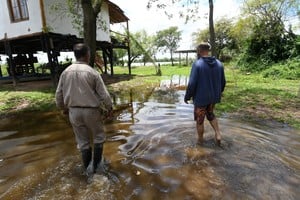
top-left (0, 86), bottom-right (299, 200)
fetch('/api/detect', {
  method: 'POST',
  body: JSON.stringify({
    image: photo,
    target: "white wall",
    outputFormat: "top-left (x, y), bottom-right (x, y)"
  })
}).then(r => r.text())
top-left (44, 0), bottom-right (111, 42)
top-left (0, 0), bottom-right (111, 42)
top-left (97, 2), bottom-right (111, 42)
top-left (0, 1), bottom-right (43, 40)
top-left (43, 0), bottom-right (78, 37)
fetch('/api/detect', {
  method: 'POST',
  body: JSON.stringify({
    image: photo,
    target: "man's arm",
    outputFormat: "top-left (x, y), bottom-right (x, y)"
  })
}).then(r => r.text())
top-left (55, 77), bottom-right (65, 110)
top-left (184, 62), bottom-right (198, 103)
top-left (55, 76), bottom-right (68, 115)
top-left (95, 74), bottom-right (113, 111)
top-left (221, 66), bottom-right (226, 93)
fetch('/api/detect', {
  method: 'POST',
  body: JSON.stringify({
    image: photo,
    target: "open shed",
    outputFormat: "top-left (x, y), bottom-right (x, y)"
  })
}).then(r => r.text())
top-left (175, 49), bottom-right (197, 66)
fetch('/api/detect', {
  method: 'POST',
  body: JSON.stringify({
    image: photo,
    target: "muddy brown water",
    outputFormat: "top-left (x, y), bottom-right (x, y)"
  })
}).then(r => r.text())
top-left (0, 86), bottom-right (299, 200)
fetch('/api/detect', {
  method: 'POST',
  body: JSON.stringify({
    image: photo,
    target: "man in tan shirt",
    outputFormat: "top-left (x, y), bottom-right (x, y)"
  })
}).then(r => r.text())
top-left (55, 43), bottom-right (112, 175)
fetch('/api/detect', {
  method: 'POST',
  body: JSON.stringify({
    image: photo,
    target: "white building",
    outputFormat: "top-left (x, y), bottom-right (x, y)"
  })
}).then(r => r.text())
top-left (0, 0), bottom-right (130, 81)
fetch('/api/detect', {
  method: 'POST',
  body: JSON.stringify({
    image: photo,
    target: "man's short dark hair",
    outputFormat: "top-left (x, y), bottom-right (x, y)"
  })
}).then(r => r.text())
top-left (73, 43), bottom-right (90, 59)
top-left (197, 42), bottom-right (211, 51)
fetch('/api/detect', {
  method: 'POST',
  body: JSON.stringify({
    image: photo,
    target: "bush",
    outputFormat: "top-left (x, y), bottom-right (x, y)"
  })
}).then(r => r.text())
top-left (237, 52), bottom-right (272, 72)
top-left (262, 58), bottom-right (300, 80)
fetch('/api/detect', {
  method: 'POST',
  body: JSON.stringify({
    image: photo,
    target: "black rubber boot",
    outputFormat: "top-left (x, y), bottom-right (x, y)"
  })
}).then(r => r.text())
top-left (81, 147), bottom-right (92, 170)
top-left (93, 143), bottom-right (103, 173)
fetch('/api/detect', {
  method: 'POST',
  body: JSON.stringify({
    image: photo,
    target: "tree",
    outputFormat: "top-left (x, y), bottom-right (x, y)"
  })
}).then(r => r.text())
top-left (239, 0), bottom-right (299, 71)
top-left (128, 30), bottom-right (161, 75)
top-left (155, 26), bottom-right (182, 66)
top-left (80, 0), bottom-right (103, 67)
top-left (147, 0), bottom-right (217, 56)
top-left (208, 0), bottom-right (216, 56)
top-left (128, 31), bottom-right (149, 65)
top-left (193, 17), bottom-right (238, 59)
top-left (53, 0), bottom-right (105, 67)
top-left (135, 30), bottom-right (157, 66)
top-left (229, 17), bottom-right (255, 53)
top-left (242, 0), bottom-right (299, 25)
top-left (111, 33), bottom-right (128, 66)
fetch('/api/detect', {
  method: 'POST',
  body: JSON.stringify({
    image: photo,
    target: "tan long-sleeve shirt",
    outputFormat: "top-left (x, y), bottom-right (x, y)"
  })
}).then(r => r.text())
top-left (55, 62), bottom-right (112, 111)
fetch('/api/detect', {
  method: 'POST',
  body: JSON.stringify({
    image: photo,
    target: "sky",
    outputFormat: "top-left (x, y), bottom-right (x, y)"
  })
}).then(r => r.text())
top-left (110, 0), bottom-right (300, 55)
top-left (110, 0), bottom-right (242, 51)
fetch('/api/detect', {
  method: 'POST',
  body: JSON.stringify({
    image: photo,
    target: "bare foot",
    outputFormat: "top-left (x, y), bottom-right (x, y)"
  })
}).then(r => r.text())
top-left (215, 139), bottom-right (221, 147)
top-left (215, 134), bottom-right (221, 146)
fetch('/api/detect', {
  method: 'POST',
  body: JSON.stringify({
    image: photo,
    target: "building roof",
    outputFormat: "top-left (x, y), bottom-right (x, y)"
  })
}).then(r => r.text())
top-left (174, 50), bottom-right (196, 53)
top-left (107, 0), bottom-right (129, 24)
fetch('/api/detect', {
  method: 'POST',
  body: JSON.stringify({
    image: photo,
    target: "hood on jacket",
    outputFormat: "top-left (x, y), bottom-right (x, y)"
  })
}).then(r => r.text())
top-left (201, 57), bottom-right (217, 67)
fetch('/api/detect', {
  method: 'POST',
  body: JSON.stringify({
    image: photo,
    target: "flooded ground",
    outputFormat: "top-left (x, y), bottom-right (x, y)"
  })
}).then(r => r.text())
top-left (0, 84), bottom-right (299, 200)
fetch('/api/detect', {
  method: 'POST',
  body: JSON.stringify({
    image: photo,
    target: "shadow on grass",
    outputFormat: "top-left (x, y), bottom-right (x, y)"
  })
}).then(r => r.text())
top-left (0, 74), bottom-right (143, 92)
top-left (102, 74), bottom-right (135, 85)
top-left (0, 79), bottom-right (55, 93)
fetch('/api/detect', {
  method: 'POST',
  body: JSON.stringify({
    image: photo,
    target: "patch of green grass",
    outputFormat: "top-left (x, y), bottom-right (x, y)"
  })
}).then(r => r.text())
top-left (114, 65), bottom-right (300, 129)
top-left (0, 86), bottom-right (55, 116)
top-left (0, 64), bottom-right (9, 76)
top-left (216, 66), bottom-right (299, 128)
top-left (114, 65), bottom-right (191, 76)
top-left (0, 64), bottom-right (299, 129)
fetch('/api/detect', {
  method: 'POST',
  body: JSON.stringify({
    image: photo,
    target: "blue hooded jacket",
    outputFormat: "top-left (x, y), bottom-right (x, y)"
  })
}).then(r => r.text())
top-left (185, 57), bottom-right (226, 107)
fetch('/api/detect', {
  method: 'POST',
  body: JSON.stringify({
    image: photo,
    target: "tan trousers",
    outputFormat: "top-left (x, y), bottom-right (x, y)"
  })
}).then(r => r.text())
top-left (68, 107), bottom-right (105, 151)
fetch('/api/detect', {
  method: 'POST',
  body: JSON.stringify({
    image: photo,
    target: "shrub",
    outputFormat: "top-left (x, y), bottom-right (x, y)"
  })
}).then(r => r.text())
top-left (262, 58), bottom-right (300, 80)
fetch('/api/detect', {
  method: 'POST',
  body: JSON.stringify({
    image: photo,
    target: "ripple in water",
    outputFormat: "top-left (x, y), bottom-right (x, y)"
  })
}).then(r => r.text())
top-left (0, 89), bottom-right (299, 199)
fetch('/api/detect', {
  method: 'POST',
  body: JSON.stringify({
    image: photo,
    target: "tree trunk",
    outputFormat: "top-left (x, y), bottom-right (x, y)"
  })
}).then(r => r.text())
top-left (170, 50), bottom-right (174, 66)
top-left (81, 0), bottom-right (102, 67)
top-left (209, 0), bottom-right (216, 57)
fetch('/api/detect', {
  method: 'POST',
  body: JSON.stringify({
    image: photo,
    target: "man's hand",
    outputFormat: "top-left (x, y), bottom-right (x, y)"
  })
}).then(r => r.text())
top-left (104, 108), bottom-right (114, 121)
top-left (184, 96), bottom-right (189, 104)
top-left (62, 108), bottom-right (69, 115)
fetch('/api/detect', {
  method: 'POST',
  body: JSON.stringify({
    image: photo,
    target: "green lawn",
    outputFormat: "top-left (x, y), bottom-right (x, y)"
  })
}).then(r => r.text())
top-left (0, 64), bottom-right (299, 129)
top-left (113, 65), bottom-right (300, 129)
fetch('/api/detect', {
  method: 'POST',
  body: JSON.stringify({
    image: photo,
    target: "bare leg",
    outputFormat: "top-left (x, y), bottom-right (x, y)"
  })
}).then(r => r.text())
top-left (196, 122), bottom-right (204, 144)
top-left (209, 118), bottom-right (221, 146)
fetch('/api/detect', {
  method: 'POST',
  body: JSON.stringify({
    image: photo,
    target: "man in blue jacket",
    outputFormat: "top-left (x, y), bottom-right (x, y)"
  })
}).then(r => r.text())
top-left (184, 43), bottom-right (226, 146)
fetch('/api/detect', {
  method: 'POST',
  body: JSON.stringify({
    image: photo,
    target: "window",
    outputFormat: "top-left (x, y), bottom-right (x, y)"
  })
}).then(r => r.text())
top-left (7, 0), bottom-right (29, 22)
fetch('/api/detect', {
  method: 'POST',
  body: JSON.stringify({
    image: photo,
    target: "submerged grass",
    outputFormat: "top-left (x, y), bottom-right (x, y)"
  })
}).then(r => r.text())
top-left (0, 64), bottom-right (299, 129)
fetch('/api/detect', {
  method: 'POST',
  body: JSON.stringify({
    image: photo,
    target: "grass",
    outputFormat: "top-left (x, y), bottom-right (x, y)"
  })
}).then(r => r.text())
top-left (218, 67), bottom-right (299, 128)
top-left (114, 65), bottom-right (191, 77)
top-left (0, 84), bottom-right (56, 117)
top-left (113, 65), bottom-right (300, 129)
top-left (0, 64), bottom-right (299, 129)
top-left (0, 64), bottom-right (9, 76)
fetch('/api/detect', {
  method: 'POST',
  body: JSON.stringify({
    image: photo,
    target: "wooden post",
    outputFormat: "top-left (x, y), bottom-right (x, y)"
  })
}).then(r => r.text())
top-left (28, 53), bottom-right (36, 74)
top-left (109, 47), bottom-right (113, 76)
top-left (185, 52), bottom-right (188, 66)
top-left (43, 34), bottom-right (59, 86)
top-left (126, 21), bottom-right (131, 75)
top-left (4, 36), bottom-right (17, 86)
top-left (0, 56), bottom-right (2, 77)
top-left (102, 50), bottom-right (108, 74)
top-left (179, 52), bottom-right (181, 66)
